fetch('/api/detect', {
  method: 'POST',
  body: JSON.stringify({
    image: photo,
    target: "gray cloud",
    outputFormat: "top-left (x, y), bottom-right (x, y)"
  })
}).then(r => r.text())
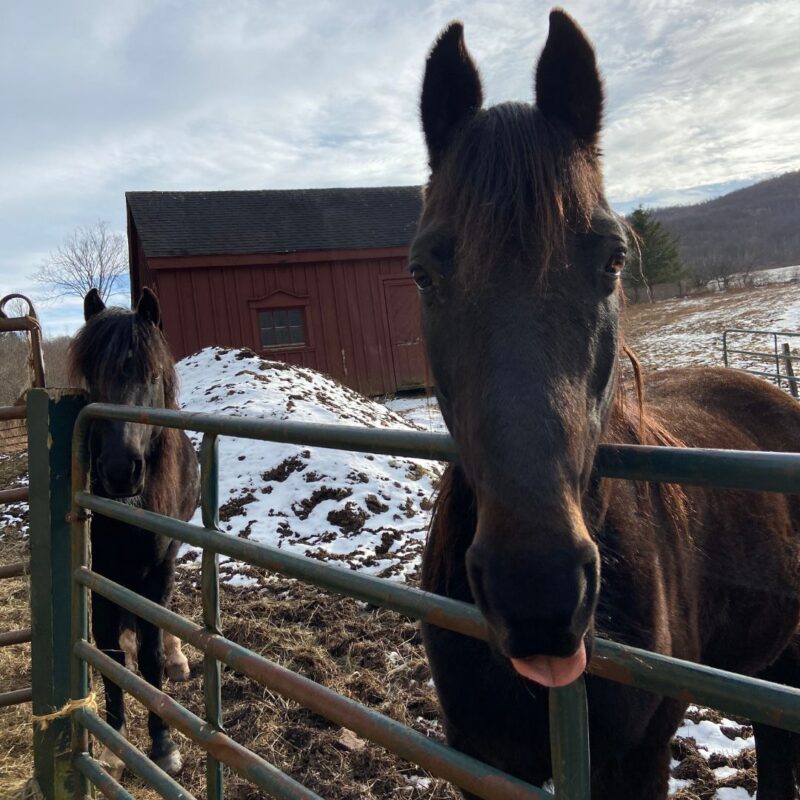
top-left (1, 0), bottom-right (798, 332)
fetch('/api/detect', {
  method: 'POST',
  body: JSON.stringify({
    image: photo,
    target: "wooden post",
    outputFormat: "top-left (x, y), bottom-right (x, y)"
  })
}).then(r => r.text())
top-left (28, 388), bottom-right (89, 800)
top-left (782, 343), bottom-right (798, 398)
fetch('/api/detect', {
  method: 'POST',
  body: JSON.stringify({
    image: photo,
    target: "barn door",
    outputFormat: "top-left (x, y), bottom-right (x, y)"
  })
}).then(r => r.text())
top-left (382, 278), bottom-right (428, 390)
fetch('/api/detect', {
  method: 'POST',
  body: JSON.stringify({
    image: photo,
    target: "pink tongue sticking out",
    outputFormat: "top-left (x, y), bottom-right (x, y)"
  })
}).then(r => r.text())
top-left (510, 642), bottom-right (587, 688)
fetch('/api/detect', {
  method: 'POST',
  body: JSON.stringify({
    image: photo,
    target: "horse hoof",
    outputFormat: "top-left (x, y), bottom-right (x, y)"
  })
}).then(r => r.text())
top-left (98, 745), bottom-right (125, 780)
top-left (152, 745), bottom-right (183, 776)
top-left (165, 657), bottom-right (191, 682)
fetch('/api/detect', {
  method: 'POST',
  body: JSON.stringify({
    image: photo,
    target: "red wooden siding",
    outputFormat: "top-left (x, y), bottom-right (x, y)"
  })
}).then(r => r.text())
top-left (381, 277), bottom-right (427, 389)
top-left (142, 250), bottom-right (426, 396)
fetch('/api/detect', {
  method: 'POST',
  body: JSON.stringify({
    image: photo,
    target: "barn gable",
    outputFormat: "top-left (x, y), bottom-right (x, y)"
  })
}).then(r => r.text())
top-left (126, 187), bottom-right (427, 396)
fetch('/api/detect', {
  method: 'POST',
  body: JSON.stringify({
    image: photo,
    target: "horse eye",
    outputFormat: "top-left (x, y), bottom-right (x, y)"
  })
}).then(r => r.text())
top-left (411, 265), bottom-right (434, 292)
top-left (605, 252), bottom-right (625, 276)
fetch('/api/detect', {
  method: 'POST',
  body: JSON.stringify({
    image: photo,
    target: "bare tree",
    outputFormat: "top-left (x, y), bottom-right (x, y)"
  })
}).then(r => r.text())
top-left (30, 220), bottom-right (128, 303)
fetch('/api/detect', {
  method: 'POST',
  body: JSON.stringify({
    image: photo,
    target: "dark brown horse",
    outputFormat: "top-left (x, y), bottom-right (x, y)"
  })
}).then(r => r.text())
top-left (70, 288), bottom-right (199, 777)
top-left (414, 11), bottom-right (800, 799)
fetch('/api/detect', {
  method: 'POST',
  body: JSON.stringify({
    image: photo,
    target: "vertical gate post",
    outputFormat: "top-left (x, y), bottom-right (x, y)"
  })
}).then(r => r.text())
top-left (28, 388), bottom-right (87, 800)
top-left (782, 343), bottom-right (798, 399)
top-left (549, 676), bottom-right (591, 800)
top-left (201, 434), bottom-right (224, 800)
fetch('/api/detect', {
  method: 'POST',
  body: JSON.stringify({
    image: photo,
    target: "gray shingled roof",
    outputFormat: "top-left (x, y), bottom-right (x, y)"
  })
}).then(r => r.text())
top-left (126, 187), bottom-right (423, 258)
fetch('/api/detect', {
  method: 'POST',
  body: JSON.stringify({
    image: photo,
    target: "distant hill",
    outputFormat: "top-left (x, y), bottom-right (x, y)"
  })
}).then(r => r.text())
top-left (652, 170), bottom-right (800, 272)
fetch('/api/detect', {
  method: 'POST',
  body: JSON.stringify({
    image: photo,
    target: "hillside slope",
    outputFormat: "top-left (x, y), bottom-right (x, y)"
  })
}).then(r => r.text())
top-left (652, 170), bottom-right (800, 270)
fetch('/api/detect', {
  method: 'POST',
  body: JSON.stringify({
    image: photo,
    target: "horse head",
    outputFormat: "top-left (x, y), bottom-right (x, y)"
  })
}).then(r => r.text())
top-left (71, 288), bottom-right (176, 498)
top-left (414, 11), bottom-right (627, 687)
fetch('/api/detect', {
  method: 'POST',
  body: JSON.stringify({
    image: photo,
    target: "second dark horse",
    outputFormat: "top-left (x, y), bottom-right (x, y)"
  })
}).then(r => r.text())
top-left (70, 288), bottom-right (200, 776)
top-left (414, 11), bottom-right (800, 799)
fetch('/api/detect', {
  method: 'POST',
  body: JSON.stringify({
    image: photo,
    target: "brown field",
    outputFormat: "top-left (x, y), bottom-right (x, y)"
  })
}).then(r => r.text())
top-left (4, 280), bottom-right (800, 799)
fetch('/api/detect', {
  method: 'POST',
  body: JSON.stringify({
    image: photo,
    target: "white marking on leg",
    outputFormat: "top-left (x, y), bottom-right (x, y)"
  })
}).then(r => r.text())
top-left (119, 628), bottom-right (138, 672)
top-left (163, 631), bottom-right (190, 681)
top-left (154, 745), bottom-right (183, 775)
top-left (98, 725), bottom-right (126, 780)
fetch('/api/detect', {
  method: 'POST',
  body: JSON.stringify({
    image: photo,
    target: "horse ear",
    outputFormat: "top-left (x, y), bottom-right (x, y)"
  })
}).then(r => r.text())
top-left (421, 22), bottom-right (483, 170)
top-left (136, 287), bottom-right (162, 329)
top-left (84, 288), bottom-right (105, 321)
top-left (535, 9), bottom-right (603, 145)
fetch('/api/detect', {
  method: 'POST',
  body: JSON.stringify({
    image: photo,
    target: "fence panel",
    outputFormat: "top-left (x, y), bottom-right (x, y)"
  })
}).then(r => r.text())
top-left (722, 328), bottom-right (800, 394)
top-left (22, 391), bottom-right (800, 800)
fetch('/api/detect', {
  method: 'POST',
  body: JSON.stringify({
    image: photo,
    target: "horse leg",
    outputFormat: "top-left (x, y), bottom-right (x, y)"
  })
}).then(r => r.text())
top-left (138, 617), bottom-right (183, 774)
top-left (92, 593), bottom-right (127, 779)
top-left (754, 645), bottom-right (800, 800)
top-left (163, 631), bottom-right (190, 682)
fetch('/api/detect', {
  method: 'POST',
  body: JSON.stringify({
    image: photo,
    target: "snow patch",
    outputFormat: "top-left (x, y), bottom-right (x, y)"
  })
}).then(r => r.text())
top-left (177, 347), bottom-right (443, 582)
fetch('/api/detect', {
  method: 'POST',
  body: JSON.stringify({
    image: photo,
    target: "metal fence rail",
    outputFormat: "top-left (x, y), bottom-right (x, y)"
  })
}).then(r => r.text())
top-left (24, 390), bottom-right (800, 800)
top-left (723, 328), bottom-right (800, 396)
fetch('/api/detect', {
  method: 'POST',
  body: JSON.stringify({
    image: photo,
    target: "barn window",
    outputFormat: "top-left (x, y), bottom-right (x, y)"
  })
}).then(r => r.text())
top-left (258, 308), bottom-right (306, 348)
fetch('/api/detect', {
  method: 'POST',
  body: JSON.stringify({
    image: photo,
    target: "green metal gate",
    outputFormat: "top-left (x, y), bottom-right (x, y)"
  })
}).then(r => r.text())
top-left (26, 389), bottom-right (800, 800)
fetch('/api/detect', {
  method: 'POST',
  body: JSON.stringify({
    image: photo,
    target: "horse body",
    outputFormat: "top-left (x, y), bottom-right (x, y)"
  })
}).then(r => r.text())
top-left (70, 288), bottom-right (200, 776)
top-left (423, 369), bottom-right (800, 797)
top-left (415, 12), bottom-right (800, 799)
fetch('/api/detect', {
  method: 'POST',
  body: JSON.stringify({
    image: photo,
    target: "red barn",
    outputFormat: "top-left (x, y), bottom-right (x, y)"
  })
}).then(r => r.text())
top-left (126, 187), bottom-right (427, 396)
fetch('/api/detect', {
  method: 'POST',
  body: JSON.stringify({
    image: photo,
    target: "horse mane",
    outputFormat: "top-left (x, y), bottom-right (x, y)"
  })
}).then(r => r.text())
top-left (69, 308), bottom-right (179, 408)
top-left (612, 345), bottom-right (689, 527)
top-left (424, 102), bottom-right (602, 286)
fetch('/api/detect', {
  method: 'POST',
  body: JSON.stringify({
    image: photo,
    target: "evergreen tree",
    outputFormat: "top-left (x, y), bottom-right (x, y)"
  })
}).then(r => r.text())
top-left (624, 207), bottom-right (685, 301)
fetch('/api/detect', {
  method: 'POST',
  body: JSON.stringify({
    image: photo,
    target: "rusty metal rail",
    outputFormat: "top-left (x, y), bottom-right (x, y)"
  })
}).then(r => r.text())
top-left (0, 628), bottom-right (31, 647)
top-left (0, 686), bottom-right (33, 708)
top-left (0, 486), bottom-right (29, 504)
top-left (0, 561), bottom-right (28, 580)
top-left (0, 405), bottom-right (27, 422)
top-left (0, 294), bottom-right (42, 711)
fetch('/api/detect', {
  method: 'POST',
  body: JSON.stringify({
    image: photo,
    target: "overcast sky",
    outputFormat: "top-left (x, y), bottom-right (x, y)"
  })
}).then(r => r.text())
top-left (1, 0), bottom-right (799, 335)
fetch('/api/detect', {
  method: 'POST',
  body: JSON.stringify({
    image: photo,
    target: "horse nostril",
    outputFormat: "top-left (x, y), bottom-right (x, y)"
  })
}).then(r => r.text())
top-left (581, 555), bottom-right (599, 606)
top-left (131, 458), bottom-right (144, 484)
top-left (465, 549), bottom-right (489, 609)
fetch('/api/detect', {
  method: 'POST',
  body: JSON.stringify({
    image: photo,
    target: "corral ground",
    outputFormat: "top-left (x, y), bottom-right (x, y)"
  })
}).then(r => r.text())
top-left (3, 276), bottom-right (800, 800)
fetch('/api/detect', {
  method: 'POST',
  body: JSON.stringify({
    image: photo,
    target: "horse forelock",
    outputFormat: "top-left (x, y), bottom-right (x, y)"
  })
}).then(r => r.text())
top-left (423, 102), bottom-right (603, 287)
top-left (69, 308), bottom-right (178, 408)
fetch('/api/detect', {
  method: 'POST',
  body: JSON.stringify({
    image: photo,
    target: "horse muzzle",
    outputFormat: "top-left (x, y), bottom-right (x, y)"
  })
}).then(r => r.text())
top-left (466, 533), bottom-right (599, 687)
top-left (95, 454), bottom-right (145, 498)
